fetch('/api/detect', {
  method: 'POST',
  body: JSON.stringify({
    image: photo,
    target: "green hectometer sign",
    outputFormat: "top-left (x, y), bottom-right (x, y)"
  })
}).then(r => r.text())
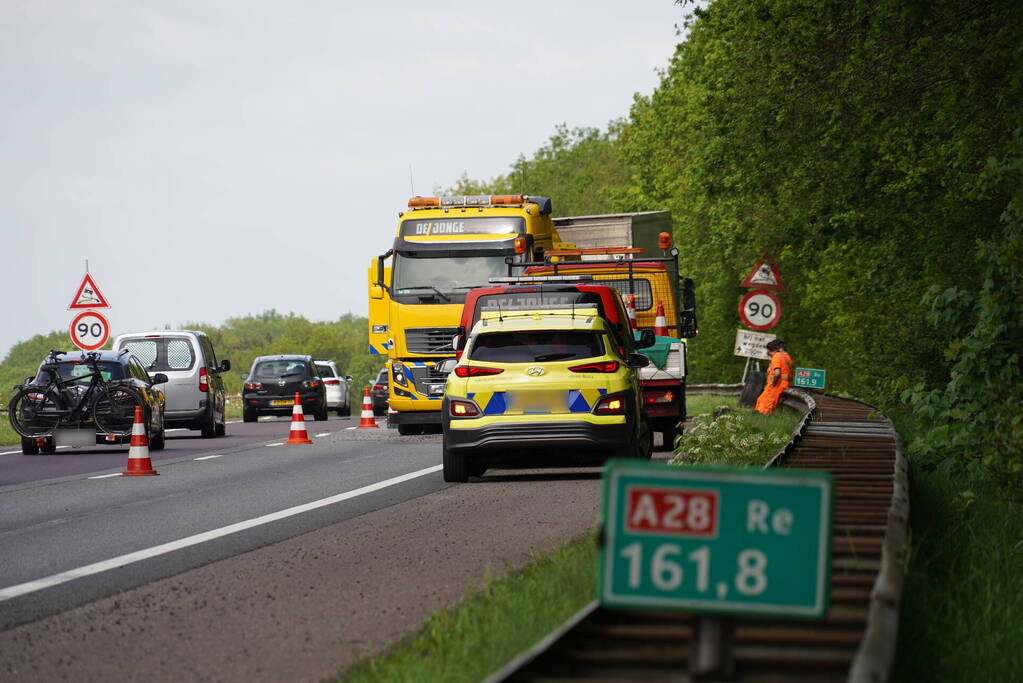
top-left (793, 367), bottom-right (826, 389)
top-left (599, 461), bottom-right (833, 618)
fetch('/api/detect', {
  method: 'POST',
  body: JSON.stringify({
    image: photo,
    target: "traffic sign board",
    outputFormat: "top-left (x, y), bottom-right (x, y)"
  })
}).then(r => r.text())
top-left (599, 461), bottom-right (833, 618)
top-left (738, 289), bottom-right (782, 330)
top-left (68, 273), bottom-right (110, 310)
top-left (740, 261), bottom-right (785, 291)
top-left (794, 368), bottom-right (826, 389)
top-left (69, 310), bottom-right (110, 351)
top-left (734, 329), bottom-right (776, 359)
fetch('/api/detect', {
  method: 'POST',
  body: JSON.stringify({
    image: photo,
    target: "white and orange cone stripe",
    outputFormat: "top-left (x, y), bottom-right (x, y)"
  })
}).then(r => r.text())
top-left (626, 294), bottom-right (638, 330)
top-left (654, 300), bottom-right (668, 336)
top-left (122, 406), bottom-right (158, 476)
top-left (357, 387), bottom-right (378, 428)
top-left (285, 392), bottom-right (313, 445)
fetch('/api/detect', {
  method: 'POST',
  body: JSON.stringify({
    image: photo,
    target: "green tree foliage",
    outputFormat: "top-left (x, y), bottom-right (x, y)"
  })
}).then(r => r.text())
top-left (452, 0), bottom-right (1022, 496)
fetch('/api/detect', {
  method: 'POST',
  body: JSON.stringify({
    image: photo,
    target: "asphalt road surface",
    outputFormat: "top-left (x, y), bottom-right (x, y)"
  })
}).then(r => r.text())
top-left (0, 417), bottom-right (670, 681)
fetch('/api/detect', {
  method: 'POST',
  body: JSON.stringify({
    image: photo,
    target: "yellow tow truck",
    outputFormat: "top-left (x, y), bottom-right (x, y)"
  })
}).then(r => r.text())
top-left (367, 195), bottom-right (570, 434)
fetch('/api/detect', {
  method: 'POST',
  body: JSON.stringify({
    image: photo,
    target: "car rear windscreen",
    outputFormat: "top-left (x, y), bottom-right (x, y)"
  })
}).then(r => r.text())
top-left (253, 360), bottom-right (310, 379)
top-left (468, 330), bottom-right (604, 363)
top-left (121, 338), bottom-right (196, 371)
top-left (315, 364), bottom-right (336, 377)
top-left (37, 361), bottom-right (125, 384)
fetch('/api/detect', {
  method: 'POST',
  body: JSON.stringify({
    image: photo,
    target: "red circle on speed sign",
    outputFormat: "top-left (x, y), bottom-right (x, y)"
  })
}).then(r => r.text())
top-left (69, 310), bottom-right (110, 350)
top-left (738, 289), bottom-right (782, 331)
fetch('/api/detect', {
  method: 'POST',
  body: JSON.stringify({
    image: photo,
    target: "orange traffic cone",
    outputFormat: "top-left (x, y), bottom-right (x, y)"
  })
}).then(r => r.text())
top-left (285, 392), bottom-right (313, 445)
top-left (625, 294), bottom-right (638, 330)
top-left (654, 300), bottom-right (668, 336)
top-left (357, 387), bottom-right (379, 428)
top-left (122, 406), bottom-right (158, 476)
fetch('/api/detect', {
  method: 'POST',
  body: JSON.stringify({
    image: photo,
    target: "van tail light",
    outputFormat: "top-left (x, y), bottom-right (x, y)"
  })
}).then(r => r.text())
top-left (593, 393), bottom-right (627, 415)
top-left (199, 367), bottom-right (209, 392)
top-left (453, 366), bottom-right (504, 377)
top-left (645, 390), bottom-right (675, 405)
top-left (569, 361), bottom-right (620, 373)
top-left (244, 381), bottom-right (263, 390)
top-left (449, 399), bottom-right (481, 418)
top-left (324, 379), bottom-right (340, 385)
top-left (372, 383), bottom-right (384, 391)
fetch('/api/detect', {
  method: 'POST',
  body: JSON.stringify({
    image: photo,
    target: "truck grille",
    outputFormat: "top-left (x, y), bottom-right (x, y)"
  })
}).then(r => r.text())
top-left (405, 327), bottom-right (458, 354)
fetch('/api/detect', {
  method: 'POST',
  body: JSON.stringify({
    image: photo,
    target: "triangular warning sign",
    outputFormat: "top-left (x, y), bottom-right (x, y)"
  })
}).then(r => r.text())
top-left (68, 273), bottom-right (111, 309)
top-left (740, 261), bottom-right (785, 291)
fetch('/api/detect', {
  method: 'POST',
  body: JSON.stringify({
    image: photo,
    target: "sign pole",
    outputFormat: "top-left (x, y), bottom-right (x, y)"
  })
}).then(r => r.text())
top-left (689, 615), bottom-right (735, 680)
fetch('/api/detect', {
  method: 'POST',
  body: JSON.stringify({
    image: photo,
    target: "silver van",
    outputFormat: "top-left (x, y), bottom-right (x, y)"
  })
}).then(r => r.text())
top-left (113, 330), bottom-right (230, 438)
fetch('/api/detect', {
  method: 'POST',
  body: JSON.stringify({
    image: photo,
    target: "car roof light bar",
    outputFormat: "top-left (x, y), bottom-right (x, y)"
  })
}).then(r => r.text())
top-left (545, 246), bottom-right (645, 257)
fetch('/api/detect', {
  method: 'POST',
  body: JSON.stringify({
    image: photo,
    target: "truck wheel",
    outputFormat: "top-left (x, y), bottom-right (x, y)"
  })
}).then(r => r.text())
top-left (21, 437), bottom-right (40, 455)
top-left (442, 437), bottom-right (468, 483)
top-left (397, 423), bottom-right (423, 436)
top-left (661, 429), bottom-right (678, 452)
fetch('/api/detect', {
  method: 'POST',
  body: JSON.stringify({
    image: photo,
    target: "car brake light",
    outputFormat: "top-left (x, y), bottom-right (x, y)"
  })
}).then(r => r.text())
top-left (372, 383), bottom-right (384, 391)
top-left (569, 361), bottom-right (620, 373)
top-left (453, 366), bottom-right (504, 377)
top-left (303, 378), bottom-right (321, 389)
top-left (244, 381), bottom-right (263, 390)
top-left (324, 379), bottom-right (340, 385)
top-left (593, 394), bottom-right (626, 415)
top-left (449, 399), bottom-right (480, 418)
top-left (199, 366), bottom-right (208, 392)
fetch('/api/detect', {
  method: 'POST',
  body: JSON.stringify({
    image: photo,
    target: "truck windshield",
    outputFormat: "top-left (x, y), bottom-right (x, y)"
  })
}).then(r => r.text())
top-left (393, 254), bottom-right (508, 296)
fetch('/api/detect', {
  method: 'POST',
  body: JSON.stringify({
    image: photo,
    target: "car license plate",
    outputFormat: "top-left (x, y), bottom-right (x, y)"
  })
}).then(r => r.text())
top-left (509, 391), bottom-right (565, 414)
top-left (54, 428), bottom-right (94, 448)
top-left (271, 399), bottom-right (293, 407)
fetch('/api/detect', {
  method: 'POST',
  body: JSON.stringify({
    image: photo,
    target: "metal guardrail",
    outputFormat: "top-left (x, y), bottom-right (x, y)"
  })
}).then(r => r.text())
top-left (488, 386), bottom-right (906, 683)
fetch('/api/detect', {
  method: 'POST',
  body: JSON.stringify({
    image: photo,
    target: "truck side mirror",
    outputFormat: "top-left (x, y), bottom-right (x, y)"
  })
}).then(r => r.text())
top-left (370, 284), bottom-right (384, 300)
top-left (439, 359), bottom-right (458, 374)
top-left (635, 329), bottom-right (656, 348)
top-left (451, 333), bottom-right (464, 352)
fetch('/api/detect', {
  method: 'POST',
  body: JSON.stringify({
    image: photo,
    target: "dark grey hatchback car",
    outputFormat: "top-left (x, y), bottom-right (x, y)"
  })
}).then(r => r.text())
top-left (241, 355), bottom-right (328, 422)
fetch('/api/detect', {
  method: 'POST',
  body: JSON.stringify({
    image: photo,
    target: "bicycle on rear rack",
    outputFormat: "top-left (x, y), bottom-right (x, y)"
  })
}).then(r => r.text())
top-left (8, 349), bottom-right (146, 442)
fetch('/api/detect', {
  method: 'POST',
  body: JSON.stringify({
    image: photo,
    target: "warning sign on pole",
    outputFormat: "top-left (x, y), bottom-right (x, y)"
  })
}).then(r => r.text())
top-left (68, 273), bottom-right (111, 310)
top-left (740, 261), bottom-right (785, 291)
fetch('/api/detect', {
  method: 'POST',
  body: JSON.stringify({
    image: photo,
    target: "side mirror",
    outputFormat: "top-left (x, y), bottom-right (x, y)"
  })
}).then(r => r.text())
top-left (627, 353), bottom-right (650, 369)
top-left (635, 329), bottom-right (656, 349)
top-left (438, 359), bottom-right (458, 374)
top-left (240, 372), bottom-right (249, 381)
top-left (220, 359), bottom-right (232, 372)
top-left (345, 375), bottom-right (353, 382)
top-left (451, 334), bottom-right (464, 352)
top-left (370, 284), bottom-right (384, 300)
top-left (151, 373), bottom-right (169, 385)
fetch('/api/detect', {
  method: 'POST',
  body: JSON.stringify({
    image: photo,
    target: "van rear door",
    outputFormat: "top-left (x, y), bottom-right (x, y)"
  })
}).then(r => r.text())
top-left (118, 336), bottom-right (201, 413)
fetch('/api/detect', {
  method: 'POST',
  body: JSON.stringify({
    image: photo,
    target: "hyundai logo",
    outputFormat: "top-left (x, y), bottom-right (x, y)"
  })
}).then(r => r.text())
top-left (525, 366), bottom-right (545, 376)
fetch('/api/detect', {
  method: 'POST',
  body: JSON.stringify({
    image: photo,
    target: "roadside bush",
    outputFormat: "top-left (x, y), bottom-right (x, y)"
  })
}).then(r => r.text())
top-left (669, 411), bottom-right (790, 468)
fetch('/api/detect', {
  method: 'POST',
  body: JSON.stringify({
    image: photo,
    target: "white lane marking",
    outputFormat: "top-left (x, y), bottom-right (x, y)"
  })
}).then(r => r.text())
top-left (265, 442), bottom-right (285, 447)
top-left (165, 428), bottom-right (186, 433)
top-left (0, 465), bottom-right (443, 602)
top-left (0, 450), bottom-right (20, 455)
top-left (226, 420), bottom-right (241, 424)
top-left (193, 455), bottom-right (224, 461)
top-left (88, 473), bottom-right (122, 479)
top-left (314, 433), bottom-right (331, 437)
top-left (345, 426), bottom-right (358, 430)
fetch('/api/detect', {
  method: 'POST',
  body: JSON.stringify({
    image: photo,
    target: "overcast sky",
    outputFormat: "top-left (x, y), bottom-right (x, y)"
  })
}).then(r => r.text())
top-left (0, 1), bottom-right (688, 360)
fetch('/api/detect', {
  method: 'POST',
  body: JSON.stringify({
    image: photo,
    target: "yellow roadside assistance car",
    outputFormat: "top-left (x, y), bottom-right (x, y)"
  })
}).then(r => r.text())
top-left (440, 307), bottom-right (653, 482)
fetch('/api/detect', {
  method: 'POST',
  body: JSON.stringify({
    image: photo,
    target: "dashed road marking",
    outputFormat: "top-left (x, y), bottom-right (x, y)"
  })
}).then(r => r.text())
top-left (266, 442), bottom-right (284, 447)
top-left (0, 465), bottom-right (444, 602)
top-left (194, 455), bottom-right (224, 461)
top-left (88, 473), bottom-right (122, 479)
top-left (314, 433), bottom-right (331, 437)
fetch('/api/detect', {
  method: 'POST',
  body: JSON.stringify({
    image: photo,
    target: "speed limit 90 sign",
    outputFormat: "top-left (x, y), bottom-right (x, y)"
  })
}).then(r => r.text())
top-left (69, 310), bottom-right (110, 351)
top-left (739, 289), bottom-right (782, 331)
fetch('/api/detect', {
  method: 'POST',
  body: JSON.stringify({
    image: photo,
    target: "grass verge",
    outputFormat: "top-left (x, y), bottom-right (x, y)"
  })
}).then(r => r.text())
top-left (891, 406), bottom-right (1023, 681)
top-left (341, 533), bottom-right (598, 683)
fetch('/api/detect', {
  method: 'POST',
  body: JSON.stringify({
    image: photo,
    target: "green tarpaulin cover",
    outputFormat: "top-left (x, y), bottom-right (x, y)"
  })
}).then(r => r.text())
top-left (634, 333), bottom-right (680, 369)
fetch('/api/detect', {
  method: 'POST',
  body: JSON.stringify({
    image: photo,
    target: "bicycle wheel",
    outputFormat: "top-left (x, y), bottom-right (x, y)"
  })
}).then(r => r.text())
top-left (92, 385), bottom-right (146, 436)
top-left (8, 387), bottom-right (65, 437)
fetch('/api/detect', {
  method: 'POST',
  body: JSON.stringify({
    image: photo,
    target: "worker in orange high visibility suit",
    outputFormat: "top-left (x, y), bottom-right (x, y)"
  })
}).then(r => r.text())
top-left (755, 340), bottom-right (793, 415)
